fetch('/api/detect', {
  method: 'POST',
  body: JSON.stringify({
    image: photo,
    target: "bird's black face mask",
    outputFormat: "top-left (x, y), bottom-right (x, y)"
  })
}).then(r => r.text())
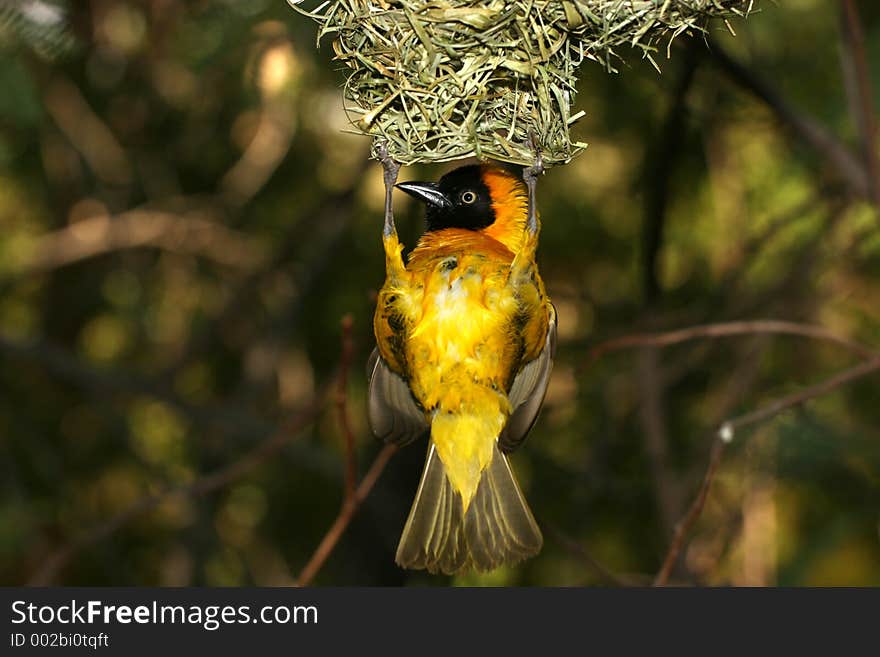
top-left (396, 165), bottom-right (496, 232)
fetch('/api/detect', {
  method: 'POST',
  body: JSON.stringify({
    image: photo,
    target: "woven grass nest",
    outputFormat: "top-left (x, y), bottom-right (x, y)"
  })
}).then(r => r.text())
top-left (291, 0), bottom-right (756, 166)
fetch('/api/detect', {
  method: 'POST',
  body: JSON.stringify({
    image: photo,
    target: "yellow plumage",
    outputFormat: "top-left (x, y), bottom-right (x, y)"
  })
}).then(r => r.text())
top-left (369, 163), bottom-right (554, 574)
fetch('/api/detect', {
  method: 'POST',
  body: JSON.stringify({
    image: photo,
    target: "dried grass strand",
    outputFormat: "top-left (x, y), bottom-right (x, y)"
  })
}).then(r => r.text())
top-left (291, 0), bottom-right (756, 165)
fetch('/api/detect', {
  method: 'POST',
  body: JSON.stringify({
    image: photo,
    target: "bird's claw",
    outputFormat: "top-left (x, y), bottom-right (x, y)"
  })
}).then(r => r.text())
top-left (376, 142), bottom-right (401, 190)
top-left (523, 136), bottom-right (542, 235)
top-left (523, 133), bottom-right (544, 183)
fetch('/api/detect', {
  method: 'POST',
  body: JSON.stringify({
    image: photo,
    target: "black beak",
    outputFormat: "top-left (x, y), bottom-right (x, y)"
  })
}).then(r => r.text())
top-left (395, 181), bottom-right (452, 209)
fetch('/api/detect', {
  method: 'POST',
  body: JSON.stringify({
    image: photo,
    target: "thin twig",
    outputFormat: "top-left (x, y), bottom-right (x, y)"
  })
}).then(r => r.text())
top-left (295, 444), bottom-right (398, 586)
top-left (584, 319), bottom-right (878, 371)
top-left (719, 355), bottom-right (880, 438)
top-left (654, 438), bottom-right (725, 586)
top-left (654, 354), bottom-right (880, 586)
top-left (295, 312), bottom-right (401, 586)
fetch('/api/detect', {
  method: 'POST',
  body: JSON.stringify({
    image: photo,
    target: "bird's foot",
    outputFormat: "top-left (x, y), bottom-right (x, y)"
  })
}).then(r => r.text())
top-left (376, 142), bottom-right (400, 238)
top-left (522, 136), bottom-right (543, 235)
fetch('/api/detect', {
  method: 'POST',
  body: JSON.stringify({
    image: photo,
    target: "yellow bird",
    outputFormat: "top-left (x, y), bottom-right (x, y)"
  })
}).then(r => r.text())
top-left (368, 157), bottom-right (556, 574)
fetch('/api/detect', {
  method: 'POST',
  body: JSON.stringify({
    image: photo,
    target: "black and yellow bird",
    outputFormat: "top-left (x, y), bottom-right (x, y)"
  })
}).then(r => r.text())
top-left (368, 157), bottom-right (556, 575)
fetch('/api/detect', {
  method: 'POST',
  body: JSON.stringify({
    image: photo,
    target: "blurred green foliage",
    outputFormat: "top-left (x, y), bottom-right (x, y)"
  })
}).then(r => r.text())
top-left (0, 0), bottom-right (878, 586)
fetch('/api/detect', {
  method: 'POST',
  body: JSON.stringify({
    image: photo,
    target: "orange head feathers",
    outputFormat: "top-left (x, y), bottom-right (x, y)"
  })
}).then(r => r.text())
top-left (396, 163), bottom-right (529, 254)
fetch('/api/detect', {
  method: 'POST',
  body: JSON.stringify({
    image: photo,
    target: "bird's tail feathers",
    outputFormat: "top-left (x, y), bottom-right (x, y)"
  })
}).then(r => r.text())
top-left (395, 442), bottom-right (542, 575)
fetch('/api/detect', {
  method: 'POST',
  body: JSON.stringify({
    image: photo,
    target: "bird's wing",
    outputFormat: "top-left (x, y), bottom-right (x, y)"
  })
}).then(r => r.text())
top-left (498, 305), bottom-right (557, 454)
top-left (367, 347), bottom-right (429, 446)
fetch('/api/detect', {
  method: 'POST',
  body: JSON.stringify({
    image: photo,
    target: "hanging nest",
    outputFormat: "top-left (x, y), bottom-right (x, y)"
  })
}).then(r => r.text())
top-left (291, 0), bottom-right (756, 166)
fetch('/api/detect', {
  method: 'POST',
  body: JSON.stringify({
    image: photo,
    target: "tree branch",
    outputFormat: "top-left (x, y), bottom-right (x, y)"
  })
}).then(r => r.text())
top-left (653, 437), bottom-right (725, 586)
top-left (653, 354), bottom-right (880, 586)
top-left (585, 319), bottom-right (878, 370)
top-left (16, 209), bottom-right (266, 274)
top-left (295, 444), bottom-right (397, 586)
top-left (43, 76), bottom-right (132, 186)
top-left (709, 42), bottom-right (870, 200)
top-left (642, 44), bottom-right (699, 303)
top-left (634, 50), bottom-right (701, 539)
top-left (718, 355), bottom-right (880, 439)
top-left (293, 313), bottom-right (400, 586)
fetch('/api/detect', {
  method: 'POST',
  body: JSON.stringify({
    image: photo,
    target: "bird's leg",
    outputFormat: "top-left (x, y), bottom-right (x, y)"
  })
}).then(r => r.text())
top-left (522, 138), bottom-right (544, 236)
top-left (378, 142), bottom-right (401, 238)
top-left (376, 142), bottom-right (407, 281)
top-left (511, 138), bottom-right (544, 276)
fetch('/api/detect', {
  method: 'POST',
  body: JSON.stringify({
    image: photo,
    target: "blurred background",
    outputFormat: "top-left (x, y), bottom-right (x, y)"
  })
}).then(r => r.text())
top-left (1, 0), bottom-right (878, 586)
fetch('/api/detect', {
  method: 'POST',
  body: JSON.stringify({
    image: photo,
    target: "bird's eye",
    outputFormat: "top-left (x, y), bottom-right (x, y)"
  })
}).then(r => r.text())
top-left (460, 191), bottom-right (477, 204)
